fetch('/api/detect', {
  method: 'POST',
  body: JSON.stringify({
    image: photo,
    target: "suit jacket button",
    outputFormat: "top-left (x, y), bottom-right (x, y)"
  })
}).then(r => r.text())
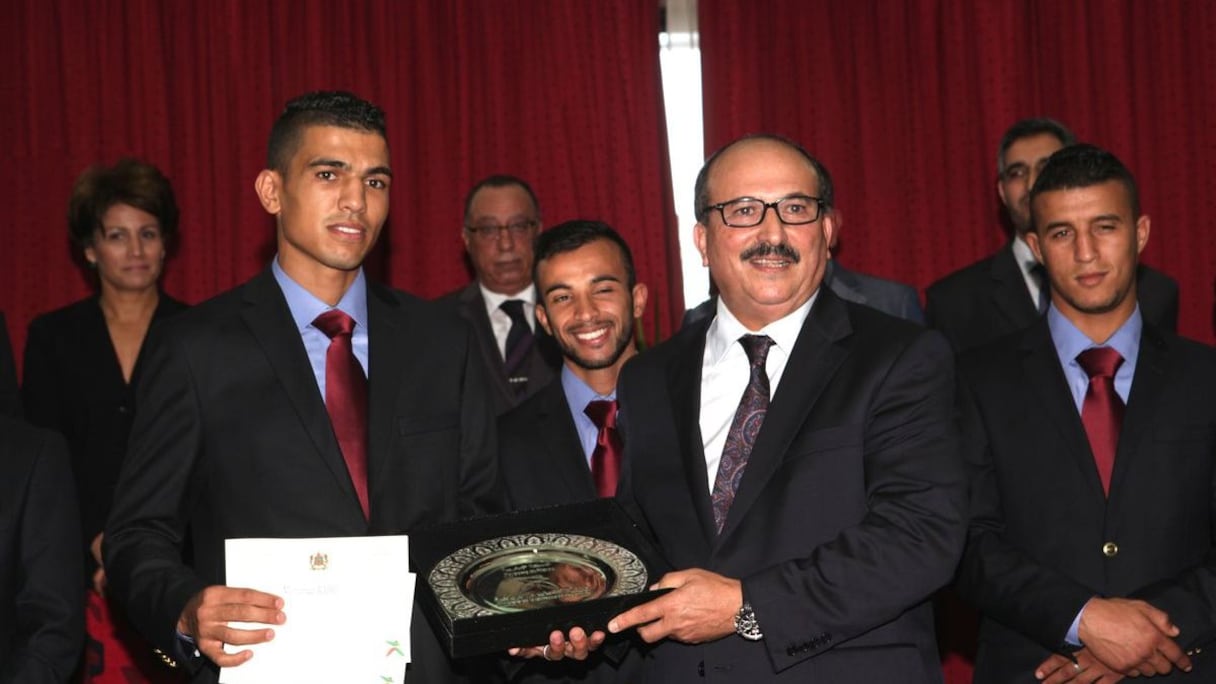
top-left (1102, 542), bottom-right (1119, 557)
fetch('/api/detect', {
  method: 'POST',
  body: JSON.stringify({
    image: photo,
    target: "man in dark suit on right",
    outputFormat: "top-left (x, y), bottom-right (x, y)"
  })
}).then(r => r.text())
top-left (926, 118), bottom-right (1177, 351)
top-left (956, 144), bottom-right (1216, 682)
top-left (606, 134), bottom-right (965, 681)
top-left (437, 176), bottom-right (561, 415)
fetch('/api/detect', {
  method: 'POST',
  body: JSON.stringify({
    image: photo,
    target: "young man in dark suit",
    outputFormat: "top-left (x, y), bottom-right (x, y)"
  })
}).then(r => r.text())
top-left (0, 416), bottom-right (83, 683)
top-left (103, 92), bottom-right (503, 683)
top-left (956, 144), bottom-right (1216, 682)
top-left (498, 219), bottom-right (647, 682)
top-left (606, 135), bottom-right (966, 682)
top-left (926, 118), bottom-right (1177, 351)
top-left (437, 176), bottom-right (562, 415)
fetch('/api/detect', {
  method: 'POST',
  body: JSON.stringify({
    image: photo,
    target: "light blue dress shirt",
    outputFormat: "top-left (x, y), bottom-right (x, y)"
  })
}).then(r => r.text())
top-left (560, 365), bottom-right (616, 466)
top-left (271, 257), bottom-right (369, 400)
top-left (1046, 303), bottom-right (1142, 646)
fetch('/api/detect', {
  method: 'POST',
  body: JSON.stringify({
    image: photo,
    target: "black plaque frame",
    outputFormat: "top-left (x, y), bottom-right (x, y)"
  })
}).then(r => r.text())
top-left (409, 498), bottom-right (670, 658)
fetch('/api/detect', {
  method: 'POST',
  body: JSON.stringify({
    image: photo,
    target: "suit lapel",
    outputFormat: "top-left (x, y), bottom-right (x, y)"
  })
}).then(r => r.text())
top-left (366, 283), bottom-right (407, 500)
top-left (537, 380), bottom-right (598, 498)
top-left (717, 290), bottom-right (851, 542)
top-left (990, 244), bottom-right (1038, 331)
top-left (667, 322), bottom-right (717, 543)
top-left (458, 285), bottom-right (514, 404)
top-left (240, 271), bottom-right (358, 505)
top-left (1019, 323), bottom-right (1105, 497)
top-left (1108, 325), bottom-right (1167, 497)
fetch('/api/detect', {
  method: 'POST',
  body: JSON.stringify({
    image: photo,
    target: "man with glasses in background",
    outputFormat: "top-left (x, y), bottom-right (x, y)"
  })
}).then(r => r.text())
top-left (438, 175), bottom-right (561, 415)
top-left (606, 134), bottom-right (965, 682)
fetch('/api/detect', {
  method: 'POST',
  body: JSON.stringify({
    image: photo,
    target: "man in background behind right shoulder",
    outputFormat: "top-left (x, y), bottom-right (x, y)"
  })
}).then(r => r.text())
top-left (926, 118), bottom-right (1177, 351)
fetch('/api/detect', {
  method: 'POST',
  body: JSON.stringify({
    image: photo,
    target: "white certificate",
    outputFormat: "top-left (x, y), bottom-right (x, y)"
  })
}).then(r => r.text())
top-left (220, 535), bottom-right (414, 684)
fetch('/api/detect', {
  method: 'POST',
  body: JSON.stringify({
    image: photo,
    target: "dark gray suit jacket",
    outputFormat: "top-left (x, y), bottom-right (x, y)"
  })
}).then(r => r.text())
top-left (0, 416), bottom-right (83, 684)
top-left (955, 320), bottom-right (1216, 681)
top-left (436, 283), bottom-right (562, 416)
top-left (619, 289), bottom-right (965, 682)
top-left (105, 270), bottom-right (504, 684)
top-left (0, 313), bottom-right (18, 418)
top-left (925, 241), bottom-right (1179, 352)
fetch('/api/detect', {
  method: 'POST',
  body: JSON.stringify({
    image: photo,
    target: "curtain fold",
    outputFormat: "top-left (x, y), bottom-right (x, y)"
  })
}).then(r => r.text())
top-left (700, 0), bottom-right (1216, 345)
top-left (0, 0), bottom-right (682, 360)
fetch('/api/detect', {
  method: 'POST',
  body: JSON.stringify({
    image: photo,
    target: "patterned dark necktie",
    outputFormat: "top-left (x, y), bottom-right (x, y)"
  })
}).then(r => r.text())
top-left (1077, 347), bottom-right (1124, 496)
top-left (313, 310), bottom-right (370, 519)
top-left (711, 334), bottom-right (774, 533)
top-left (584, 399), bottom-right (622, 498)
top-left (500, 299), bottom-right (534, 396)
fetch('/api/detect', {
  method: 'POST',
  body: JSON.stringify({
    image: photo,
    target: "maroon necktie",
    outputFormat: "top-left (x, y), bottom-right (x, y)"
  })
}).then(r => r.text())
top-left (1077, 347), bottom-right (1125, 496)
top-left (313, 310), bottom-right (370, 519)
top-left (584, 399), bottom-right (622, 498)
top-left (711, 335), bottom-right (774, 533)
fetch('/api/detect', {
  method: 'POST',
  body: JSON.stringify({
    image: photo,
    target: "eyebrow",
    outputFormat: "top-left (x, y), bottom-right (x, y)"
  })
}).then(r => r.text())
top-left (542, 274), bottom-right (622, 297)
top-left (307, 158), bottom-right (393, 178)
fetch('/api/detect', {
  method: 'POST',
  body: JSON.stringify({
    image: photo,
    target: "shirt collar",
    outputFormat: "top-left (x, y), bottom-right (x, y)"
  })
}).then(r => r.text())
top-left (271, 256), bottom-right (368, 332)
top-left (705, 291), bottom-right (817, 365)
top-left (561, 364), bottom-right (615, 409)
top-left (480, 282), bottom-right (536, 311)
top-left (1047, 303), bottom-right (1142, 366)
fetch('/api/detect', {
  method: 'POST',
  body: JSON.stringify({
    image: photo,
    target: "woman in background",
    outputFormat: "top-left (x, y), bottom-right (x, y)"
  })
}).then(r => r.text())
top-left (23, 158), bottom-right (186, 683)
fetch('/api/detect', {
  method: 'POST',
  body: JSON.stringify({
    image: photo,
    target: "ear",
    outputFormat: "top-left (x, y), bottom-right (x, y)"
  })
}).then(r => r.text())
top-left (461, 229), bottom-right (472, 252)
top-left (694, 222), bottom-right (709, 267)
top-left (83, 245), bottom-right (98, 267)
top-left (1025, 230), bottom-right (1044, 264)
top-left (997, 177), bottom-right (1009, 208)
top-left (1134, 214), bottom-right (1151, 255)
top-left (535, 301), bottom-right (553, 336)
top-left (821, 211), bottom-right (837, 253)
top-left (255, 170), bottom-right (283, 215)
top-left (631, 283), bottom-right (649, 320)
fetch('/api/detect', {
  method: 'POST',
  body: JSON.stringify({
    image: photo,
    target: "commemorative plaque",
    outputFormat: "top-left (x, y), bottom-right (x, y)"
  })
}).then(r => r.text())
top-left (410, 499), bottom-right (670, 657)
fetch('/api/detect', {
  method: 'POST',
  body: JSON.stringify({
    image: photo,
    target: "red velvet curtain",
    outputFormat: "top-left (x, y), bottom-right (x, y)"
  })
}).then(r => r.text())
top-left (700, 0), bottom-right (1216, 346)
top-left (0, 0), bottom-right (681, 363)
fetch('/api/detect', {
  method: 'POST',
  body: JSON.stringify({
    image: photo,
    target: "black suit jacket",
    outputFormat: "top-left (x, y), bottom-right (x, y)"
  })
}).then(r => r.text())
top-left (22, 295), bottom-right (187, 558)
top-left (0, 313), bottom-right (17, 418)
top-left (955, 320), bottom-right (1216, 681)
top-left (0, 416), bottom-right (83, 684)
top-left (498, 379), bottom-right (644, 683)
top-left (617, 289), bottom-right (966, 682)
top-left (925, 242), bottom-right (1179, 351)
top-left (684, 261), bottom-right (925, 328)
top-left (436, 283), bottom-right (562, 416)
top-left (104, 270), bottom-right (504, 684)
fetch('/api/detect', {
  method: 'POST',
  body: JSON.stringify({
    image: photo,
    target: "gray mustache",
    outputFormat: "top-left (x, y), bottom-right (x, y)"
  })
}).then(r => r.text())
top-left (740, 242), bottom-right (800, 263)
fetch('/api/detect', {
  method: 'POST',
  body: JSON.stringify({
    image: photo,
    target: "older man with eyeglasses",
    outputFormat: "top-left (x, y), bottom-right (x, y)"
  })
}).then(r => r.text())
top-left (605, 134), bottom-right (965, 682)
top-left (437, 175), bottom-right (562, 415)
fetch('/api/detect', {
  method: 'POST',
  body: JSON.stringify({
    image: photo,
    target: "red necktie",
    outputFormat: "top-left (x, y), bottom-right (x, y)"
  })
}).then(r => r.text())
top-left (584, 399), bottom-right (622, 498)
top-left (711, 335), bottom-right (774, 533)
top-left (1076, 347), bottom-right (1125, 496)
top-left (313, 310), bottom-right (370, 519)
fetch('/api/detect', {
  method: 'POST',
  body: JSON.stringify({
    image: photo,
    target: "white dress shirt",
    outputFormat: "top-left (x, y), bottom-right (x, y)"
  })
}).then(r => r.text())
top-left (1011, 235), bottom-right (1046, 309)
top-left (699, 293), bottom-right (817, 491)
top-left (479, 283), bottom-right (537, 360)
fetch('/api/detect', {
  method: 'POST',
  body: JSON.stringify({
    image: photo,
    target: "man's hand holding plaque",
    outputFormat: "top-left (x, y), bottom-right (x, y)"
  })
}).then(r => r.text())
top-left (507, 626), bottom-right (606, 662)
top-left (607, 568), bottom-right (743, 644)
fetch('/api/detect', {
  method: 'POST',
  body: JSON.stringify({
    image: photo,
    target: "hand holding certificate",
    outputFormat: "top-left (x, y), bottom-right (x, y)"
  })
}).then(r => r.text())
top-left (217, 535), bottom-right (414, 684)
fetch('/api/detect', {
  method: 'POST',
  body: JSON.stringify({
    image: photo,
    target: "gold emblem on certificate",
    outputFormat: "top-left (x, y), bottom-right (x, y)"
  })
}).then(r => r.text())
top-left (429, 533), bottom-right (648, 618)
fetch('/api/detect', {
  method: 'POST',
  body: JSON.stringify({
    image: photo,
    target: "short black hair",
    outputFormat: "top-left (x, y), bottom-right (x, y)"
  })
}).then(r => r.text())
top-left (996, 118), bottom-right (1076, 174)
top-left (1030, 143), bottom-right (1141, 231)
top-left (463, 174), bottom-right (541, 225)
top-left (693, 133), bottom-right (834, 223)
top-left (67, 158), bottom-right (179, 251)
top-left (533, 219), bottom-right (637, 291)
top-left (266, 91), bottom-right (387, 173)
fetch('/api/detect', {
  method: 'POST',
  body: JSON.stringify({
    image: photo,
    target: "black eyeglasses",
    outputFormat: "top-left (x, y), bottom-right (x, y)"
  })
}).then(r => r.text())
top-left (706, 195), bottom-right (824, 227)
top-left (464, 219), bottom-right (539, 240)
